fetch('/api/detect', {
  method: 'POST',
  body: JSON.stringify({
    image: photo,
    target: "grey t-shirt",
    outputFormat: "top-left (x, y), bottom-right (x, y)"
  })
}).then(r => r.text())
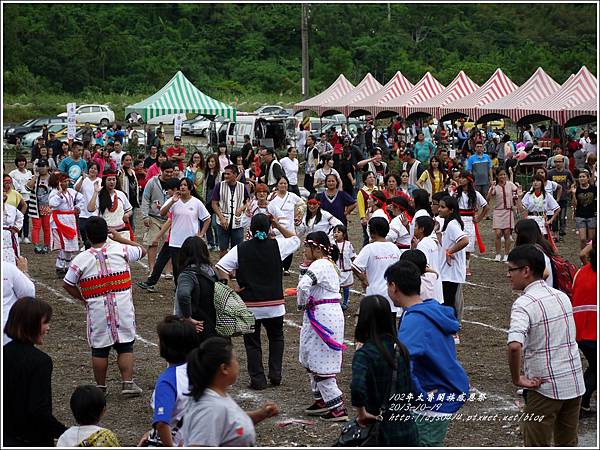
top-left (181, 389), bottom-right (256, 447)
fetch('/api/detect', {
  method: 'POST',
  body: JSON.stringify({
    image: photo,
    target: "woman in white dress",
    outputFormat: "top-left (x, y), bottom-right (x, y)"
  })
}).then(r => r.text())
top-left (454, 171), bottom-right (488, 277)
top-left (2, 191), bottom-right (24, 264)
top-left (520, 173), bottom-right (560, 238)
top-left (87, 170), bottom-right (133, 241)
top-left (387, 195), bottom-right (413, 253)
top-left (74, 161), bottom-right (101, 249)
top-left (49, 172), bottom-right (85, 275)
top-left (297, 231), bottom-right (348, 422)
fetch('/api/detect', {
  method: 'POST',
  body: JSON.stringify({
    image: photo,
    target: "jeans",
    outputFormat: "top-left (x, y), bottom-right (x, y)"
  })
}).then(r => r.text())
top-left (243, 315), bottom-right (284, 386)
top-left (78, 217), bottom-right (90, 249)
top-left (341, 287), bottom-right (350, 307)
top-left (553, 199), bottom-right (569, 234)
top-left (206, 213), bottom-right (219, 247)
top-left (20, 210), bottom-right (29, 239)
top-left (217, 225), bottom-right (244, 251)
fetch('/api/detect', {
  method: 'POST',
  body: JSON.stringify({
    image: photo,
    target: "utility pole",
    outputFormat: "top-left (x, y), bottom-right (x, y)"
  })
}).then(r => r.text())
top-left (387, 3), bottom-right (391, 22)
top-left (301, 3), bottom-right (310, 100)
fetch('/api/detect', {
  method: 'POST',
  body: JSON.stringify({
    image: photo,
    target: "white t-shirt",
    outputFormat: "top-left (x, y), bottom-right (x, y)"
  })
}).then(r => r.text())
top-left (417, 235), bottom-right (441, 275)
top-left (279, 157), bottom-right (299, 185)
top-left (410, 209), bottom-right (431, 240)
top-left (268, 192), bottom-right (303, 235)
top-left (168, 197), bottom-right (210, 248)
top-left (386, 215), bottom-right (410, 246)
top-left (57, 425), bottom-right (117, 447)
top-left (110, 150), bottom-right (123, 170)
top-left (3, 262), bottom-right (35, 345)
top-left (352, 241), bottom-right (402, 313)
top-left (421, 271), bottom-right (444, 304)
top-left (215, 236), bottom-right (300, 319)
top-left (439, 220), bottom-right (468, 283)
top-left (9, 169), bottom-right (33, 201)
top-left (78, 176), bottom-right (100, 218)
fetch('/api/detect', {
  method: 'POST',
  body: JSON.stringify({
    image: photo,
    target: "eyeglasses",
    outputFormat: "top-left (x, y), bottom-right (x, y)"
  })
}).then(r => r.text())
top-left (507, 266), bottom-right (525, 273)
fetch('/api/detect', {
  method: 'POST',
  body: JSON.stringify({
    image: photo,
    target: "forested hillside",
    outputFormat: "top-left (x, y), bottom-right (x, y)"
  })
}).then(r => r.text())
top-left (3, 2), bottom-right (597, 100)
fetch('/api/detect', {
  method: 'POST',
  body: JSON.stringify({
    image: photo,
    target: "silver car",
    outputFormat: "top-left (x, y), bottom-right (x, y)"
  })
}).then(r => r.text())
top-left (21, 123), bottom-right (68, 147)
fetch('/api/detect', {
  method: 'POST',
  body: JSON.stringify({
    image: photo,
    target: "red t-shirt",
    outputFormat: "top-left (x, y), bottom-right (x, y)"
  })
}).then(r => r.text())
top-left (571, 264), bottom-right (597, 342)
top-left (167, 146), bottom-right (186, 171)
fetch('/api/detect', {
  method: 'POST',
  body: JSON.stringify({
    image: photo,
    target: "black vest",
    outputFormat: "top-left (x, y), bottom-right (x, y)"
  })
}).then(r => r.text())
top-left (237, 238), bottom-right (283, 303)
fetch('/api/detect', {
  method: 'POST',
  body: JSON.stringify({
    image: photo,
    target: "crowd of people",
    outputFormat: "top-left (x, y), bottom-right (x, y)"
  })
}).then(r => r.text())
top-left (2, 116), bottom-right (597, 447)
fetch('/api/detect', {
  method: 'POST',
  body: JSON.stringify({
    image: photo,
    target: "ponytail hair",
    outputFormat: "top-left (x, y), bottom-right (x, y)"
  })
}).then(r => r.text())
top-left (250, 213), bottom-right (271, 240)
top-left (305, 230), bottom-right (339, 262)
top-left (457, 170), bottom-right (477, 209)
top-left (186, 336), bottom-right (233, 401)
top-left (440, 195), bottom-right (464, 231)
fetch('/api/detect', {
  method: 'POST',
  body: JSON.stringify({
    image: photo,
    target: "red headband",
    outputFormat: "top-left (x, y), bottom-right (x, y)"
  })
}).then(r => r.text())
top-left (307, 199), bottom-right (320, 206)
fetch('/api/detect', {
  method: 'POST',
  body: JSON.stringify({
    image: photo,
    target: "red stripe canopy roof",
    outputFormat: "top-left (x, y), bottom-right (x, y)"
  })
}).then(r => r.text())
top-left (516, 66), bottom-right (597, 124)
top-left (293, 74), bottom-right (355, 115)
top-left (405, 71), bottom-right (479, 118)
top-left (564, 98), bottom-right (598, 124)
top-left (347, 71), bottom-right (414, 116)
top-left (478, 67), bottom-right (561, 121)
top-left (439, 68), bottom-right (518, 120)
top-left (320, 73), bottom-right (383, 117)
top-left (376, 72), bottom-right (445, 117)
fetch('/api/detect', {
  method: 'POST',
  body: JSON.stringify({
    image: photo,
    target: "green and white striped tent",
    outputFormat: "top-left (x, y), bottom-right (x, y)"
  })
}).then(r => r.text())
top-left (125, 71), bottom-right (236, 122)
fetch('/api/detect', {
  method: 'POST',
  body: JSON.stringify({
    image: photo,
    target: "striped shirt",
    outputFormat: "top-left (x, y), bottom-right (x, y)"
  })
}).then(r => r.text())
top-left (507, 280), bottom-right (584, 400)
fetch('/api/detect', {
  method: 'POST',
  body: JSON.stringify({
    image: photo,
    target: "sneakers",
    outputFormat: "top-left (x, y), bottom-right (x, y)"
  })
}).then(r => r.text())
top-left (320, 405), bottom-right (349, 422)
top-left (34, 245), bottom-right (43, 254)
top-left (453, 334), bottom-right (461, 345)
top-left (22, 237), bottom-right (31, 244)
top-left (80, 245), bottom-right (86, 251)
top-left (136, 281), bottom-right (156, 292)
top-left (305, 399), bottom-right (329, 416)
top-left (341, 303), bottom-right (349, 311)
top-left (42, 246), bottom-right (50, 254)
top-left (97, 385), bottom-right (109, 397)
top-left (121, 380), bottom-right (143, 397)
top-left (283, 270), bottom-right (291, 276)
top-left (494, 254), bottom-right (502, 262)
top-left (502, 255), bottom-right (509, 262)
top-left (248, 379), bottom-right (268, 391)
top-left (465, 268), bottom-right (472, 277)
top-left (163, 273), bottom-right (173, 280)
top-left (580, 406), bottom-right (595, 419)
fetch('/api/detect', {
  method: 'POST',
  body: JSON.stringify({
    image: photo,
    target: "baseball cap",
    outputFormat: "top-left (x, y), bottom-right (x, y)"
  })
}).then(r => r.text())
top-left (174, 136), bottom-right (181, 141)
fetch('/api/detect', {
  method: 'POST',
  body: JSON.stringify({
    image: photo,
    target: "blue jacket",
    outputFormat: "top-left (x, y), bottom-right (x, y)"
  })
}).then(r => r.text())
top-left (398, 299), bottom-right (469, 414)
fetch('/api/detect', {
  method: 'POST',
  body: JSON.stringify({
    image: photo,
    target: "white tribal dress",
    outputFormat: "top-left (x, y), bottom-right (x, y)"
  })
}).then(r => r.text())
top-left (64, 243), bottom-right (143, 349)
top-left (2, 203), bottom-right (23, 264)
top-left (297, 258), bottom-right (345, 374)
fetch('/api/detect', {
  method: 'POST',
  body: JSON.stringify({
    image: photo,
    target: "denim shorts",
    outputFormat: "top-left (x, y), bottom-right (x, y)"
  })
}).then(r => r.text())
top-left (217, 225), bottom-right (244, 251)
top-left (575, 216), bottom-right (597, 230)
top-left (91, 340), bottom-right (134, 358)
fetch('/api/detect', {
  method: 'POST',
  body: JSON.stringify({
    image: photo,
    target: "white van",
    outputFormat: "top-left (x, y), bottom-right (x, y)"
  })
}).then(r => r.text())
top-left (225, 115), bottom-right (296, 152)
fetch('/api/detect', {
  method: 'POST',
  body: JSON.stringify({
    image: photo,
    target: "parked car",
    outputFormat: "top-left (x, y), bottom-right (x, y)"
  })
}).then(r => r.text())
top-left (57, 104), bottom-right (115, 127)
top-left (124, 112), bottom-right (187, 125)
top-left (253, 105), bottom-right (290, 116)
top-left (4, 117), bottom-right (67, 144)
top-left (21, 123), bottom-right (68, 148)
top-left (182, 115), bottom-right (205, 135)
top-left (225, 115), bottom-right (296, 151)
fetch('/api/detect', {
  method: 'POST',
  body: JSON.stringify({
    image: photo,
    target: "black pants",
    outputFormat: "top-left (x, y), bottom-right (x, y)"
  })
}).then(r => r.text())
top-left (579, 340), bottom-right (596, 408)
top-left (243, 315), bottom-right (284, 386)
top-left (20, 210), bottom-right (30, 239)
top-left (304, 173), bottom-right (315, 195)
top-left (282, 253), bottom-right (293, 271)
top-left (146, 243), bottom-right (180, 286)
top-left (442, 281), bottom-right (459, 318)
top-left (78, 217), bottom-right (91, 249)
top-left (289, 184), bottom-right (301, 196)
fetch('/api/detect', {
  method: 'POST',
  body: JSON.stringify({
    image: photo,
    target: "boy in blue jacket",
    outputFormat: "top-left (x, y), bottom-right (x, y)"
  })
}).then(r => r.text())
top-left (385, 260), bottom-right (469, 446)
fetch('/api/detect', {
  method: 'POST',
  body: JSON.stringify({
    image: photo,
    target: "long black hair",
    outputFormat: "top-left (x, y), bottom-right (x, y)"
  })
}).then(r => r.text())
top-left (440, 195), bottom-right (464, 231)
top-left (178, 236), bottom-right (211, 269)
top-left (250, 213), bottom-right (271, 240)
top-left (354, 295), bottom-right (411, 370)
top-left (514, 218), bottom-right (554, 256)
top-left (98, 170), bottom-right (122, 214)
top-left (305, 230), bottom-right (339, 262)
top-left (528, 173), bottom-right (546, 198)
top-left (412, 188), bottom-right (432, 216)
top-left (187, 336), bottom-right (233, 401)
top-left (305, 192), bottom-right (323, 226)
top-left (457, 170), bottom-right (477, 209)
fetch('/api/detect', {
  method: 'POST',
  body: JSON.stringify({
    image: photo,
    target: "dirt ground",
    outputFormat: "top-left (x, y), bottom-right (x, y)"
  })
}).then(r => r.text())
top-left (15, 157), bottom-right (597, 447)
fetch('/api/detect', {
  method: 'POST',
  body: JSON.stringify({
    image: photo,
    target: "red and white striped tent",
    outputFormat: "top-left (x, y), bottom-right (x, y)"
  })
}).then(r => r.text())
top-left (477, 67), bottom-right (561, 122)
top-left (405, 71), bottom-right (479, 119)
top-left (377, 72), bottom-right (445, 117)
top-left (515, 66), bottom-right (597, 124)
top-left (320, 73), bottom-right (383, 117)
top-left (439, 68), bottom-right (518, 121)
top-left (564, 98), bottom-right (598, 125)
top-left (293, 74), bottom-right (355, 116)
top-left (347, 71), bottom-right (414, 117)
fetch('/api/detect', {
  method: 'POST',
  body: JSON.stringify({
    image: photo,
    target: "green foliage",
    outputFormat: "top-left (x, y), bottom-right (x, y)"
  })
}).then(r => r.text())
top-left (2, 2), bottom-right (596, 120)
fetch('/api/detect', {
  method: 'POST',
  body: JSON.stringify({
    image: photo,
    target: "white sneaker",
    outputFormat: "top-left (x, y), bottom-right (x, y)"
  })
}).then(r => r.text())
top-left (494, 254), bottom-right (502, 262)
top-left (502, 255), bottom-right (509, 262)
top-left (22, 237), bottom-right (31, 244)
top-left (80, 246), bottom-right (86, 251)
top-left (453, 334), bottom-right (461, 345)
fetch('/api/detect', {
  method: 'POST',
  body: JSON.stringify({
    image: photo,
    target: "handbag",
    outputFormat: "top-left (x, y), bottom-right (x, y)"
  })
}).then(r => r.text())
top-left (334, 345), bottom-right (401, 447)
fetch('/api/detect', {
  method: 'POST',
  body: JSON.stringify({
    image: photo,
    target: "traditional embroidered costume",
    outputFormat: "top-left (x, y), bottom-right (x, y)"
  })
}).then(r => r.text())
top-left (2, 203), bottom-right (23, 264)
top-left (49, 188), bottom-right (84, 270)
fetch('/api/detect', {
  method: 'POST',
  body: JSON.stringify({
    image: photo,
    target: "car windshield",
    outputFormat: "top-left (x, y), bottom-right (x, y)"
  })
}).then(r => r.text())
top-left (48, 124), bottom-right (66, 132)
top-left (20, 119), bottom-right (35, 127)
